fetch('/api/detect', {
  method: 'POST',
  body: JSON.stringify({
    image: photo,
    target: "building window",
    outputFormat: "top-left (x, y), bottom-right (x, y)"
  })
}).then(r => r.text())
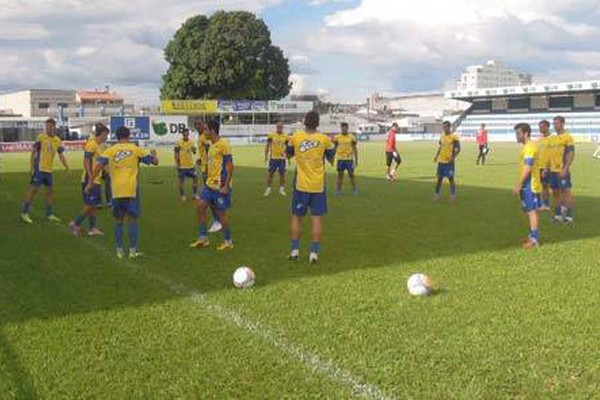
top-left (38, 102), bottom-right (50, 109)
top-left (57, 103), bottom-right (69, 109)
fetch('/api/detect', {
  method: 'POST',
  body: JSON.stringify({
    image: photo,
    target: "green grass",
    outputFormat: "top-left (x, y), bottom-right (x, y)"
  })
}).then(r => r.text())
top-left (1, 141), bottom-right (600, 399)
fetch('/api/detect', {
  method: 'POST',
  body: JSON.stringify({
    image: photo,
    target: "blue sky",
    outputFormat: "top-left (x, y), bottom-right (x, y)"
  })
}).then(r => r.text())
top-left (1, 0), bottom-right (600, 105)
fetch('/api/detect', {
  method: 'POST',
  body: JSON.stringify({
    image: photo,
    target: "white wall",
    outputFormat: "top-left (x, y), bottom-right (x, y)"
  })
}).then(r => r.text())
top-left (0, 91), bottom-right (32, 117)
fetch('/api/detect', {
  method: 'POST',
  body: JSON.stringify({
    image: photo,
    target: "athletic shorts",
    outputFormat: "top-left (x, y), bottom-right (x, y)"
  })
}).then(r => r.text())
top-left (201, 186), bottom-right (232, 211)
top-left (337, 160), bottom-right (355, 173)
top-left (82, 183), bottom-right (103, 207)
top-left (386, 151), bottom-right (401, 167)
top-left (550, 172), bottom-right (572, 190)
top-left (112, 198), bottom-right (140, 219)
top-left (292, 190), bottom-right (327, 217)
top-left (30, 171), bottom-right (53, 187)
top-left (178, 168), bottom-right (198, 180)
top-left (478, 145), bottom-right (489, 155)
top-left (520, 188), bottom-right (542, 213)
top-left (269, 159), bottom-right (286, 174)
top-left (540, 169), bottom-right (550, 186)
top-left (437, 163), bottom-right (455, 179)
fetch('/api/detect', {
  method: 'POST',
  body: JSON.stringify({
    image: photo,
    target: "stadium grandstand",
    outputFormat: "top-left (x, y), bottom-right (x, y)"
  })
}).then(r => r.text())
top-left (447, 80), bottom-right (600, 141)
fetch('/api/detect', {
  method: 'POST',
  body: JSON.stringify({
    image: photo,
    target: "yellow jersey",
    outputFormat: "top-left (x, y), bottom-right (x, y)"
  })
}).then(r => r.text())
top-left (206, 138), bottom-right (233, 190)
top-left (437, 133), bottom-right (460, 163)
top-left (537, 135), bottom-right (553, 170)
top-left (334, 133), bottom-right (357, 161)
top-left (197, 131), bottom-right (210, 173)
top-left (35, 133), bottom-right (64, 173)
top-left (175, 138), bottom-right (196, 169)
top-left (99, 142), bottom-right (155, 199)
top-left (550, 131), bottom-right (575, 172)
top-left (288, 131), bottom-right (335, 193)
top-left (521, 141), bottom-right (542, 193)
top-left (267, 132), bottom-right (288, 160)
top-left (82, 138), bottom-right (103, 185)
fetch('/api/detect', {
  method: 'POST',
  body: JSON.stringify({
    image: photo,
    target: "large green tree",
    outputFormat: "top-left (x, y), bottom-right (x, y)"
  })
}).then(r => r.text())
top-left (161, 11), bottom-right (291, 100)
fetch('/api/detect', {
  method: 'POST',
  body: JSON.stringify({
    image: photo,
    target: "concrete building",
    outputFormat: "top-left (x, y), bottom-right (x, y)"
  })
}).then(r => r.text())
top-left (369, 91), bottom-right (470, 119)
top-left (457, 60), bottom-right (532, 90)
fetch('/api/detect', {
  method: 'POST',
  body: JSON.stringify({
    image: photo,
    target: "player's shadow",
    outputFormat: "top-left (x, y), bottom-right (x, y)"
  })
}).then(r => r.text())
top-left (2, 165), bottom-right (600, 327)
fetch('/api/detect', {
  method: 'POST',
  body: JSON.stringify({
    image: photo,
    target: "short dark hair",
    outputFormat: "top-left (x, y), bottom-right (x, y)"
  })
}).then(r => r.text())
top-left (46, 118), bottom-right (56, 126)
top-left (554, 115), bottom-right (565, 124)
top-left (340, 122), bottom-right (349, 128)
top-left (116, 126), bottom-right (131, 140)
top-left (182, 128), bottom-right (190, 134)
top-left (207, 119), bottom-right (220, 135)
top-left (304, 111), bottom-right (320, 130)
top-left (539, 120), bottom-right (550, 127)
top-left (514, 123), bottom-right (531, 135)
top-left (443, 121), bottom-right (451, 127)
top-left (94, 123), bottom-right (109, 136)
top-left (391, 122), bottom-right (398, 128)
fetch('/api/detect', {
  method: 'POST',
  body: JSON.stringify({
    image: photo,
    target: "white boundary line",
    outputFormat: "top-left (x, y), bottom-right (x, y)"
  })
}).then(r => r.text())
top-left (3, 190), bottom-right (395, 400)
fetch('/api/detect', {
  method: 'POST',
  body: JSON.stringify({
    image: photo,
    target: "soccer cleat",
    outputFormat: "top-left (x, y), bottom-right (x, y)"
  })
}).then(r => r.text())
top-left (432, 193), bottom-right (441, 202)
top-left (540, 205), bottom-right (551, 212)
top-left (20, 213), bottom-right (33, 224)
top-left (279, 187), bottom-right (287, 196)
top-left (129, 250), bottom-right (144, 259)
top-left (309, 252), bottom-right (319, 264)
top-left (522, 238), bottom-right (540, 249)
top-left (190, 238), bottom-right (210, 249)
top-left (87, 228), bottom-right (105, 236)
top-left (564, 216), bottom-right (574, 225)
top-left (288, 249), bottom-right (300, 261)
top-left (552, 215), bottom-right (565, 224)
top-left (264, 187), bottom-right (272, 197)
top-left (47, 214), bottom-right (62, 223)
top-left (192, 194), bottom-right (200, 201)
top-left (217, 241), bottom-right (235, 251)
top-left (180, 195), bottom-right (187, 202)
top-left (68, 221), bottom-right (82, 237)
top-left (208, 221), bottom-right (222, 233)
top-left (116, 248), bottom-right (125, 259)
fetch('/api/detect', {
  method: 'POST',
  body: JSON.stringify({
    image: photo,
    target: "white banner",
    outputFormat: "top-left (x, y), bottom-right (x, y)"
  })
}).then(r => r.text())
top-left (149, 116), bottom-right (189, 144)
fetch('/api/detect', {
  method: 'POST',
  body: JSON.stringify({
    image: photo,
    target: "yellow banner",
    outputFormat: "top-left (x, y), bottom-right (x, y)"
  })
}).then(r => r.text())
top-left (161, 100), bottom-right (218, 114)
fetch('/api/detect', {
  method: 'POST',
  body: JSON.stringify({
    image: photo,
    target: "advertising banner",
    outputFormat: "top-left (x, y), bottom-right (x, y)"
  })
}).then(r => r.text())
top-left (268, 101), bottom-right (313, 113)
top-left (110, 117), bottom-right (150, 140)
top-left (149, 116), bottom-right (189, 145)
top-left (161, 100), bottom-right (218, 114)
top-left (0, 140), bottom-right (86, 153)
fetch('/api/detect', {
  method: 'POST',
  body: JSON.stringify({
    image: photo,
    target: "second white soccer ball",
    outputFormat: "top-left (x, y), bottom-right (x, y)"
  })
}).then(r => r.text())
top-left (233, 266), bottom-right (255, 289)
top-left (407, 273), bottom-right (433, 296)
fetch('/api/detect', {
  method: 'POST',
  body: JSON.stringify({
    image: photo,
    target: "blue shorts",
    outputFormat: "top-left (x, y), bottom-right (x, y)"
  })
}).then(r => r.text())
top-left (178, 168), bottom-right (198, 180)
top-left (437, 163), bottom-right (455, 179)
top-left (540, 169), bottom-right (550, 187)
top-left (292, 190), bottom-right (327, 217)
top-left (112, 198), bottom-right (140, 219)
top-left (269, 159), bottom-right (286, 174)
top-left (337, 160), bottom-right (355, 173)
top-left (30, 171), bottom-right (53, 187)
top-left (201, 186), bottom-right (232, 211)
top-left (520, 188), bottom-right (542, 212)
top-left (550, 172), bottom-right (572, 190)
top-left (82, 183), bottom-right (103, 207)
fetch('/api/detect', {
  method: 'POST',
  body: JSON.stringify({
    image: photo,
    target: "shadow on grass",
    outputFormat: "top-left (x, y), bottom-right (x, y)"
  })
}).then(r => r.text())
top-left (0, 327), bottom-right (38, 399)
top-left (0, 165), bottom-right (599, 325)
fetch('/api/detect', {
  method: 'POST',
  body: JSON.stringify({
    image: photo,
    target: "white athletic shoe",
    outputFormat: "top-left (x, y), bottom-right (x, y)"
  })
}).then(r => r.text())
top-left (279, 187), bottom-right (287, 196)
top-left (309, 252), bottom-right (319, 264)
top-left (564, 216), bottom-right (574, 224)
top-left (180, 195), bottom-right (187, 202)
top-left (552, 215), bottom-right (565, 223)
top-left (288, 249), bottom-right (299, 261)
top-left (116, 248), bottom-right (125, 259)
top-left (264, 187), bottom-right (272, 197)
top-left (208, 221), bottom-right (223, 233)
top-left (87, 228), bottom-right (105, 236)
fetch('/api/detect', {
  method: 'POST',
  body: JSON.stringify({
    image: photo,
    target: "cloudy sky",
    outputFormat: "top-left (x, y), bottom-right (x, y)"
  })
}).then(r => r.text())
top-left (2, 0), bottom-right (600, 105)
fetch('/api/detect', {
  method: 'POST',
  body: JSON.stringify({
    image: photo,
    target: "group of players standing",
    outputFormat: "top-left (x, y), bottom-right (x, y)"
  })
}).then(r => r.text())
top-left (17, 111), bottom-right (575, 262)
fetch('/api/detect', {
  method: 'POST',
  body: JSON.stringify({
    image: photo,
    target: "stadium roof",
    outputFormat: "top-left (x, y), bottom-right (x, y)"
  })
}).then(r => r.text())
top-left (445, 80), bottom-right (600, 100)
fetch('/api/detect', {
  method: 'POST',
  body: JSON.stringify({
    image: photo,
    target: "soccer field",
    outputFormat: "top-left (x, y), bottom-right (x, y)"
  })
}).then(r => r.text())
top-left (2, 141), bottom-right (600, 398)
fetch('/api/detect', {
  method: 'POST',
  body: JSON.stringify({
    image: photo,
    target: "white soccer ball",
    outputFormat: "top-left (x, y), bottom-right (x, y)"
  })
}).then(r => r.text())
top-left (407, 273), bottom-right (433, 296)
top-left (233, 266), bottom-right (255, 289)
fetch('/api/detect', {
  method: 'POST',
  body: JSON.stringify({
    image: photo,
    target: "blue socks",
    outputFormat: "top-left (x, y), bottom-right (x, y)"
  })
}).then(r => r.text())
top-left (45, 204), bottom-right (53, 217)
top-left (115, 222), bottom-right (124, 248)
top-left (223, 228), bottom-right (232, 242)
top-left (310, 242), bottom-right (322, 254)
top-left (198, 223), bottom-right (207, 239)
top-left (129, 221), bottom-right (139, 249)
top-left (22, 201), bottom-right (31, 214)
top-left (291, 239), bottom-right (300, 251)
top-left (529, 230), bottom-right (540, 242)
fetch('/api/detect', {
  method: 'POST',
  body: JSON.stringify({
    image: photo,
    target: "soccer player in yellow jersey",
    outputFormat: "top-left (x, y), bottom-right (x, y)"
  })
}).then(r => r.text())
top-left (69, 123), bottom-right (110, 237)
top-left (550, 116), bottom-right (575, 224)
top-left (190, 120), bottom-right (235, 251)
top-left (433, 121), bottom-right (461, 202)
top-left (513, 123), bottom-right (542, 249)
top-left (333, 122), bottom-right (358, 195)
top-left (174, 129), bottom-right (198, 201)
top-left (264, 121), bottom-right (289, 196)
top-left (86, 126), bottom-right (158, 259)
top-left (287, 111), bottom-right (336, 264)
top-left (20, 118), bottom-right (70, 224)
top-left (195, 120), bottom-right (222, 233)
top-left (537, 120), bottom-right (553, 211)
